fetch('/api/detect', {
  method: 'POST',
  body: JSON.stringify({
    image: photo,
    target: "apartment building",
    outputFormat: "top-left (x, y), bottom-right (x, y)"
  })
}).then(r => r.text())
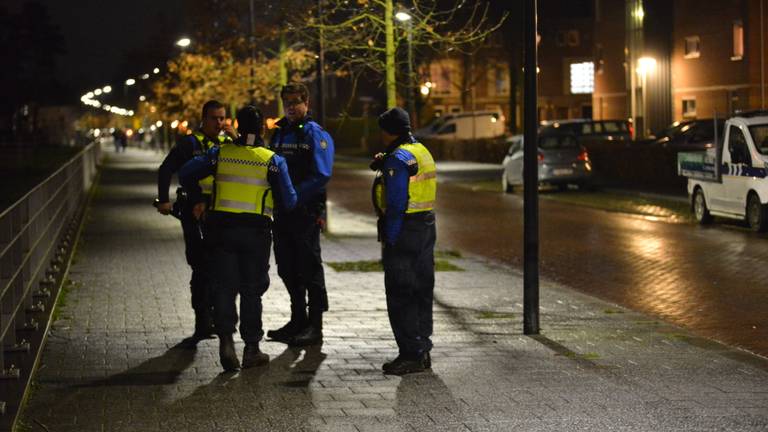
top-left (594, 0), bottom-right (768, 137)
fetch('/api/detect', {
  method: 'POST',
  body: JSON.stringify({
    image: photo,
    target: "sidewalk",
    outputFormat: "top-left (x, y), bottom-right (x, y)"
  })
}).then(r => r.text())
top-left (18, 147), bottom-right (768, 432)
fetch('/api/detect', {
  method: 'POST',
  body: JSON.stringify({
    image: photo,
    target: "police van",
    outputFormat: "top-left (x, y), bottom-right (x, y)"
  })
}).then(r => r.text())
top-left (677, 112), bottom-right (768, 231)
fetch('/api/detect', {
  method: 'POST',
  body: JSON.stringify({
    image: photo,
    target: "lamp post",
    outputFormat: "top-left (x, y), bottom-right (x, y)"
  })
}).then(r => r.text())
top-left (176, 37), bottom-right (191, 48)
top-left (637, 56), bottom-right (656, 138)
top-left (395, 11), bottom-right (415, 123)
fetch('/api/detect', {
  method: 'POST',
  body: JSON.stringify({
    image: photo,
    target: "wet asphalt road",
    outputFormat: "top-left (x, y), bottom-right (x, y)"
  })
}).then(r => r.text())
top-left (328, 166), bottom-right (768, 358)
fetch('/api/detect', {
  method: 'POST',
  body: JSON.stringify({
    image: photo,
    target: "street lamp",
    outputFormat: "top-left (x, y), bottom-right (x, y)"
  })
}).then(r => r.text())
top-left (395, 11), bottom-right (416, 124)
top-left (102, 85), bottom-right (112, 94)
top-left (125, 78), bottom-right (136, 86)
top-left (637, 56), bottom-right (656, 138)
top-left (176, 37), bottom-right (191, 48)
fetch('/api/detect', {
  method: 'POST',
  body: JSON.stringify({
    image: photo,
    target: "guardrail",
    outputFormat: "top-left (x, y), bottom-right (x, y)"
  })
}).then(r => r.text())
top-left (0, 141), bottom-right (101, 430)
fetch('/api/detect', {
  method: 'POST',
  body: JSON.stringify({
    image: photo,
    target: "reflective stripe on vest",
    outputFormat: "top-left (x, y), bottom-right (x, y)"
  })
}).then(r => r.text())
top-left (373, 142), bottom-right (437, 214)
top-left (212, 144), bottom-right (274, 217)
top-left (195, 132), bottom-right (230, 195)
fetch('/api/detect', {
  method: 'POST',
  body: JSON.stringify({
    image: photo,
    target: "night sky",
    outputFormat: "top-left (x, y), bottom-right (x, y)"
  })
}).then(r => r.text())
top-left (7, 0), bottom-right (187, 99)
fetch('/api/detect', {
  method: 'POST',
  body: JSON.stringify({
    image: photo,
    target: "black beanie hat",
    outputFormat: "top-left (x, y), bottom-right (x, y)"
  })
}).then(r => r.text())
top-left (378, 107), bottom-right (411, 136)
top-left (236, 105), bottom-right (263, 136)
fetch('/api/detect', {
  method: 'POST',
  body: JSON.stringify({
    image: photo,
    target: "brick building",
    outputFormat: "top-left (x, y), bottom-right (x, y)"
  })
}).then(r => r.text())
top-left (594, 0), bottom-right (768, 137)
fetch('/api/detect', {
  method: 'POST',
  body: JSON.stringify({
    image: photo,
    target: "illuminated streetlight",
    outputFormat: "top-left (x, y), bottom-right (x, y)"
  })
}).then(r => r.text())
top-left (94, 88), bottom-right (103, 96)
top-left (395, 11), bottom-right (412, 22)
top-left (171, 120), bottom-right (179, 129)
top-left (102, 85), bottom-right (112, 93)
top-left (637, 56), bottom-right (657, 138)
top-left (155, 120), bottom-right (163, 127)
top-left (176, 37), bottom-right (191, 48)
top-left (141, 74), bottom-right (150, 80)
top-left (395, 10), bottom-right (415, 123)
top-left (153, 67), bottom-right (160, 74)
top-left (420, 84), bottom-right (430, 96)
top-left (125, 78), bottom-right (136, 86)
top-left (637, 56), bottom-right (657, 75)
top-left (139, 95), bottom-right (146, 102)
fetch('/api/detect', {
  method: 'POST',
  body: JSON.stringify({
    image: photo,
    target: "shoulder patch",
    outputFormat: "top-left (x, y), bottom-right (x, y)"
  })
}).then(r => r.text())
top-left (388, 169), bottom-right (395, 177)
top-left (320, 139), bottom-right (328, 149)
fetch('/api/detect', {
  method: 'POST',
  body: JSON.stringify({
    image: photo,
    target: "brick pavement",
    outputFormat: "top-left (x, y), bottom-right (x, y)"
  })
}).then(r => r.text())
top-left (17, 147), bottom-right (768, 431)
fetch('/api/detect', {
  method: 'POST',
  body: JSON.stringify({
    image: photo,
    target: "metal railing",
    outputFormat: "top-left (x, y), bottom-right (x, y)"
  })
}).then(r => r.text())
top-left (0, 141), bottom-right (101, 428)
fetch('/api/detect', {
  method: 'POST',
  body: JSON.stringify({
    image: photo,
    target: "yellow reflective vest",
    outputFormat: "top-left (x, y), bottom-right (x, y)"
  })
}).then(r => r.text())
top-left (212, 144), bottom-right (274, 218)
top-left (194, 132), bottom-right (231, 196)
top-left (374, 142), bottom-right (437, 215)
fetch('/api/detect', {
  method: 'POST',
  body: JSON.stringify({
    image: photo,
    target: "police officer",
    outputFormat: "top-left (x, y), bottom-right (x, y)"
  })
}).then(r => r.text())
top-left (371, 107), bottom-right (437, 375)
top-left (156, 100), bottom-right (235, 347)
top-left (267, 83), bottom-right (334, 346)
top-left (179, 106), bottom-right (297, 372)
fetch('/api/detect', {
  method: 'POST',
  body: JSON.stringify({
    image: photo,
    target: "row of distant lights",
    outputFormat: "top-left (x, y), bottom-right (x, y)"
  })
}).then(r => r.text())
top-left (79, 67), bottom-right (161, 116)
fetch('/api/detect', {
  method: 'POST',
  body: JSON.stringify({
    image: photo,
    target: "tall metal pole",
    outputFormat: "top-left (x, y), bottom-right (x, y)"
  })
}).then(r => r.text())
top-left (317, 0), bottom-right (327, 126)
top-left (249, 0), bottom-right (256, 105)
top-left (761, 0), bottom-right (765, 109)
top-left (523, 0), bottom-right (540, 335)
top-left (406, 21), bottom-right (416, 125)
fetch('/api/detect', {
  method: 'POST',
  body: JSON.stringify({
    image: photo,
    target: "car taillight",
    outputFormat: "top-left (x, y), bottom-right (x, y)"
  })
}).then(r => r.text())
top-left (577, 148), bottom-right (589, 161)
top-left (538, 152), bottom-right (544, 163)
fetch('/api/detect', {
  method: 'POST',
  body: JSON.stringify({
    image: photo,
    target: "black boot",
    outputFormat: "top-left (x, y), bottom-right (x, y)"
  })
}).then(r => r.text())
top-left (242, 344), bottom-right (269, 368)
top-left (382, 355), bottom-right (425, 376)
top-left (423, 351), bottom-right (431, 369)
top-left (267, 307), bottom-right (307, 343)
top-left (180, 311), bottom-right (216, 348)
top-left (290, 310), bottom-right (323, 346)
top-left (289, 325), bottom-right (323, 346)
top-left (219, 334), bottom-right (240, 372)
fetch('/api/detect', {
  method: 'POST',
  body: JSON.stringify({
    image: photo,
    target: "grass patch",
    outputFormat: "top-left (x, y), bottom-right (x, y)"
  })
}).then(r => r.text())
top-left (435, 249), bottom-right (462, 259)
top-left (327, 260), bottom-right (383, 272)
top-left (435, 259), bottom-right (463, 271)
top-left (477, 311), bottom-right (515, 319)
top-left (603, 308), bottom-right (625, 314)
top-left (51, 279), bottom-right (79, 322)
top-left (561, 351), bottom-right (601, 360)
top-left (327, 259), bottom-right (463, 272)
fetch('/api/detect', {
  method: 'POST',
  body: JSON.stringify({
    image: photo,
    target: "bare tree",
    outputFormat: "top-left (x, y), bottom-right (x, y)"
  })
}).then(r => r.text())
top-left (313, 0), bottom-right (506, 108)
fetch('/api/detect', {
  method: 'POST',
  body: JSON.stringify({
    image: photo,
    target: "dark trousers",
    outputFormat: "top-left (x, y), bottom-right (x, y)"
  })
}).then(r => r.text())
top-left (382, 213), bottom-right (436, 358)
top-left (273, 208), bottom-right (328, 326)
top-left (181, 217), bottom-right (211, 318)
top-left (208, 215), bottom-right (272, 344)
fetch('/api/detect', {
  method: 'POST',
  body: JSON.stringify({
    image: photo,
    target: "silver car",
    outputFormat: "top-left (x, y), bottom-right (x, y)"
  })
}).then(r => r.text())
top-left (501, 133), bottom-right (593, 192)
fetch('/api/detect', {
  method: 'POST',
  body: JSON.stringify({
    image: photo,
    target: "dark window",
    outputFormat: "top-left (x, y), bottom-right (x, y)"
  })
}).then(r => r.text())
top-left (728, 126), bottom-right (752, 165)
top-left (539, 135), bottom-right (578, 149)
top-left (748, 125), bottom-right (768, 155)
top-left (438, 123), bottom-right (456, 135)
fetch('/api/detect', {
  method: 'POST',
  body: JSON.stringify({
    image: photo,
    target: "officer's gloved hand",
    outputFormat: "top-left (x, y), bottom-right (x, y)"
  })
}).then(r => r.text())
top-left (369, 152), bottom-right (385, 171)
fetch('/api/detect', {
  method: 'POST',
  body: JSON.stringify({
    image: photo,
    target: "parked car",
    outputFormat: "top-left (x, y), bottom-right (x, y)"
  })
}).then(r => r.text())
top-left (643, 118), bottom-right (726, 151)
top-left (539, 119), bottom-right (633, 147)
top-left (414, 111), bottom-right (505, 141)
top-left (501, 133), bottom-right (593, 192)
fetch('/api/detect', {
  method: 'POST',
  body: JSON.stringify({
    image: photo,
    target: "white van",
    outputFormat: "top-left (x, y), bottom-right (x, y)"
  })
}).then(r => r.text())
top-left (414, 111), bottom-right (505, 141)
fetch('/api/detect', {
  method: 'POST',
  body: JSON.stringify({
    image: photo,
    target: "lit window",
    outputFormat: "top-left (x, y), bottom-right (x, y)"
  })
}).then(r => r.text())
top-left (685, 36), bottom-right (700, 59)
top-left (682, 98), bottom-right (697, 118)
top-left (732, 21), bottom-right (744, 60)
top-left (570, 62), bottom-right (594, 94)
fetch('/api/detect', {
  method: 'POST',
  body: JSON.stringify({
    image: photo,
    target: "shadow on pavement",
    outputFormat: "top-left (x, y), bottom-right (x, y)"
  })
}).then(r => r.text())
top-left (75, 344), bottom-right (198, 387)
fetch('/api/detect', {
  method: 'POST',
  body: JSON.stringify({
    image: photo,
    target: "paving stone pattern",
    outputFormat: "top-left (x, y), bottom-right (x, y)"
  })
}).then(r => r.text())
top-left (18, 148), bottom-right (768, 431)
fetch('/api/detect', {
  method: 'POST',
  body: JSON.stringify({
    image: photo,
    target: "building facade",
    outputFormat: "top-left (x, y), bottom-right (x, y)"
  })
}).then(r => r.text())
top-left (594, 0), bottom-right (768, 137)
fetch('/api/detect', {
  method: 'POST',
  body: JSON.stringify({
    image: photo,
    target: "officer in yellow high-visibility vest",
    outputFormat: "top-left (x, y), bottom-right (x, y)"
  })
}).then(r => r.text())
top-left (179, 106), bottom-right (297, 372)
top-left (157, 100), bottom-right (235, 347)
top-left (371, 107), bottom-right (437, 376)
